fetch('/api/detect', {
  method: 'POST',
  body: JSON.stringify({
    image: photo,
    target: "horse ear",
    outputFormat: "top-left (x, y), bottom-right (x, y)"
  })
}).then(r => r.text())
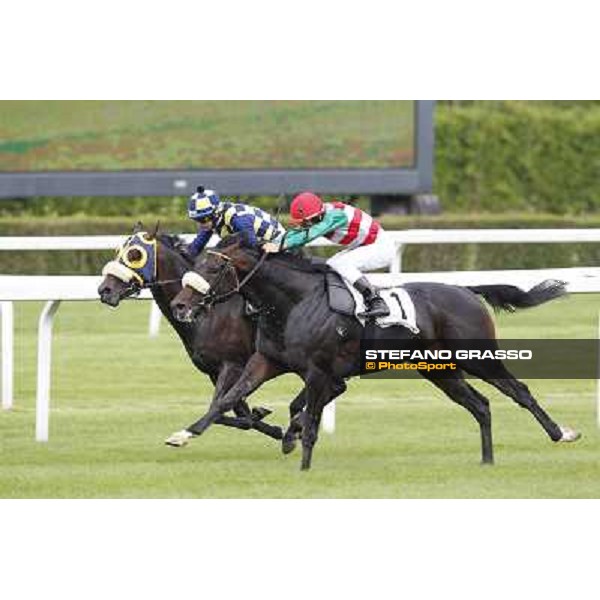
top-left (148, 221), bottom-right (160, 240)
top-left (133, 221), bottom-right (144, 234)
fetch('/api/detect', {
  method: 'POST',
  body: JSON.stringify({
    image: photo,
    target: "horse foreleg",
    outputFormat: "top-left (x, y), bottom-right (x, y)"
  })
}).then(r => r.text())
top-left (178, 352), bottom-right (283, 442)
top-left (165, 362), bottom-right (243, 447)
top-left (209, 376), bottom-right (285, 441)
top-left (167, 357), bottom-right (285, 446)
top-left (167, 362), bottom-right (245, 447)
top-left (213, 412), bottom-right (283, 440)
top-left (221, 375), bottom-right (285, 441)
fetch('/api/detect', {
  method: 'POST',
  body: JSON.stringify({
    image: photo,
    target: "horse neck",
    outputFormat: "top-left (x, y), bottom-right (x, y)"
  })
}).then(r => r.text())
top-left (151, 241), bottom-right (190, 320)
top-left (154, 241), bottom-right (251, 359)
top-left (240, 255), bottom-right (323, 314)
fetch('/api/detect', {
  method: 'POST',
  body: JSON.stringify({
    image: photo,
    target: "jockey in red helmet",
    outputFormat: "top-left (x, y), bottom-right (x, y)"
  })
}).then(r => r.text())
top-left (263, 192), bottom-right (394, 318)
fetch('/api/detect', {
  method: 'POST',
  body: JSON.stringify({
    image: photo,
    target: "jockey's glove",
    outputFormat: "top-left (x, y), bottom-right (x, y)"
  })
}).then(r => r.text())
top-left (262, 241), bottom-right (281, 254)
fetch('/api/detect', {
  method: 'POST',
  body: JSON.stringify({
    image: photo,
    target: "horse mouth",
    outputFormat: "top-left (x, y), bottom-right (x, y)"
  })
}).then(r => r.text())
top-left (98, 289), bottom-right (121, 308)
top-left (172, 304), bottom-right (194, 323)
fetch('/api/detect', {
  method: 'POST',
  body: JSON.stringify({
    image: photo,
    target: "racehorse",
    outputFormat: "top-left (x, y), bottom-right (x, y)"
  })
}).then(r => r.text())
top-left (97, 223), bottom-right (284, 441)
top-left (170, 232), bottom-right (581, 470)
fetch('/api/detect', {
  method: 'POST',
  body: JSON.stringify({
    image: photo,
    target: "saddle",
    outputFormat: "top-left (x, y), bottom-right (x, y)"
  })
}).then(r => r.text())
top-left (325, 271), bottom-right (419, 333)
top-left (326, 271), bottom-right (356, 317)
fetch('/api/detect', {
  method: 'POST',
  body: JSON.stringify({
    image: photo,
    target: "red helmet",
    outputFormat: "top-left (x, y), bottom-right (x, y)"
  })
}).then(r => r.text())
top-left (290, 192), bottom-right (324, 225)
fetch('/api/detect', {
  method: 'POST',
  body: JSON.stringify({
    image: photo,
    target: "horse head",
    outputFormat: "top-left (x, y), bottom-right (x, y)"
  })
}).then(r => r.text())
top-left (170, 232), bottom-right (260, 322)
top-left (98, 222), bottom-right (188, 307)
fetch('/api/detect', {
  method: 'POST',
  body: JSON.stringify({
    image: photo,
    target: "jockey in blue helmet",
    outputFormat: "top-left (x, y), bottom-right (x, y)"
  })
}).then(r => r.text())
top-left (185, 186), bottom-right (286, 258)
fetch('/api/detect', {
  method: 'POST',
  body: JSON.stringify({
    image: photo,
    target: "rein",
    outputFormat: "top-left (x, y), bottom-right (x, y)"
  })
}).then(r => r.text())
top-left (146, 277), bottom-right (182, 288)
top-left (200, 248), bottom-right (269, 307)
top-left (201, 192), bottom-right (285, 305)
top-left (115, 276), bottom-right (182, 300)
top-left (198, 196), bottom-right (287, 308)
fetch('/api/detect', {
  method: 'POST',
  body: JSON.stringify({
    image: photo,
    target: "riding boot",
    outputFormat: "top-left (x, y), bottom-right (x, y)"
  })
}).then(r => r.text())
top-left (354, 276), bottom-right (390, 318)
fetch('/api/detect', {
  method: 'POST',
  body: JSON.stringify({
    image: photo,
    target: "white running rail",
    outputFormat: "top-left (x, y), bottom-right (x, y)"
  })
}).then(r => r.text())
top-left (2, 228), bottom-right (600, 272)
top-left (2, 229), bottom-right (600, 439)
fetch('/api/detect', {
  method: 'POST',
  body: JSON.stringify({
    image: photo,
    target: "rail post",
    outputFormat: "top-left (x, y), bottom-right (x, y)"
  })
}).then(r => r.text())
top-left (36, 300), bottom-right (61, 442)
top-left (148, 301), bottom-right (162, 337)
top-left (1, 301), bottom-right (14, 409)
top-left (390, 242), bottom-right (403, 274)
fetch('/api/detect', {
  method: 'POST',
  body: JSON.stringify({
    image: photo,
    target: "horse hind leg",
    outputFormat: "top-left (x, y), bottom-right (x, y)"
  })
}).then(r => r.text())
top-left (462, 360), bottom-right (581, 443)
top-left (421, 370), bottom-right (494, 465)
top-left (282, 378), bottom-right (347, 455)
top-left (299, 368), bottom-right (336, 471)
top-left (462, 382), bottom-right (494, 463)
top-left (281, 388), bottom-right (308, 455)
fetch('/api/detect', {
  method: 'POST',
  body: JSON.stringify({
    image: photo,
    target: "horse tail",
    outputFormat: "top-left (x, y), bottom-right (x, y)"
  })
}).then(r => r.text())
top-left (466, 279), bottom-right (567, 313)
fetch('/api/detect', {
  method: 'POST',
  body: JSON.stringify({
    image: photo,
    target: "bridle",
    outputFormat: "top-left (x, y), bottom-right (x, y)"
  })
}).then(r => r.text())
top-left (195, 248), bottom-right (269, 308)
top-left (118, 275), bottom-right (183, 299)
top-left (195, 194), bottom-right (286, 309)
top-left (104, 234), bottom-right (185, 299)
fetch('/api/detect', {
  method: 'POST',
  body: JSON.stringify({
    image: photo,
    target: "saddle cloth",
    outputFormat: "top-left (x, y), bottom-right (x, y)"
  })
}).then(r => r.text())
top-left (326, 272), bottom-right (419, 333)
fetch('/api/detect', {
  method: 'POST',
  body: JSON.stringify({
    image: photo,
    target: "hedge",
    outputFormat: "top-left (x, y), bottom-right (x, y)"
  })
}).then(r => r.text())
top-left (435, 101), bottom-right (600, 213)
top-left (2, 213), bottom-right (600, 275)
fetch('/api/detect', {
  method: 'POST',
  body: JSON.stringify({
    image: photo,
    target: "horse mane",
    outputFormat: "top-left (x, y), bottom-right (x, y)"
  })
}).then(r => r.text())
top-left (271, 250), bottom-right (329, 274)
top-left (157, 233), bottom-right (194, 265)
top-left (158, 233), bottom-right (183, 249)
top-left (215, 232), bottom-right (329, 274)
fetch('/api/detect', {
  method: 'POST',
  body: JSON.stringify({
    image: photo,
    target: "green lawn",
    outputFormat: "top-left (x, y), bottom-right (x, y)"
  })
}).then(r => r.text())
top-left (0, 292), bottom-right (598, 498)
top-left (0, 100), bottom-right (414, 171)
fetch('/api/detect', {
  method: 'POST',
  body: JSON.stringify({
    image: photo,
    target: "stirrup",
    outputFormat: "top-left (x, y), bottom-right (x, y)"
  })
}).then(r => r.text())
top-left (358, 299), bottom-right (390, 319)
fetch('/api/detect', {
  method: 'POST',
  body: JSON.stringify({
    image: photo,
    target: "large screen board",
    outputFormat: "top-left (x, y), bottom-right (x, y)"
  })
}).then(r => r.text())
top-left (0, 100), bottom-right (433, 197)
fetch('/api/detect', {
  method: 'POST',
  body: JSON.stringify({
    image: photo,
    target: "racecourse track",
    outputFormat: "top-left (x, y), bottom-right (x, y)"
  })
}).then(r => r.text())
top-left (0, 292), bottom-right (598, 498)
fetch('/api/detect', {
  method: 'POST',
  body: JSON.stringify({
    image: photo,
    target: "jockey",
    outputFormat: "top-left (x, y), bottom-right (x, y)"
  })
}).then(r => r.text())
top-left (186, 186), bottom-right (286, 258)
top-left (263, 192), bottom-right (395, 318)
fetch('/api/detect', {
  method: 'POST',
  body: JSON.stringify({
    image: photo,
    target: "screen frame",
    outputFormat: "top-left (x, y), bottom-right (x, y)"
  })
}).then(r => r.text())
top-left (0, 101), bottom-right (434, 198)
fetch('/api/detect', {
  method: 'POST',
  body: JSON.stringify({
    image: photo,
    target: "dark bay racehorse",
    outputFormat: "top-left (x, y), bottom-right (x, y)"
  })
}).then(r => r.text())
top-left (170, 233), bottom-right (581, 470)
top-left (97, 223), bottom-right (284, 442)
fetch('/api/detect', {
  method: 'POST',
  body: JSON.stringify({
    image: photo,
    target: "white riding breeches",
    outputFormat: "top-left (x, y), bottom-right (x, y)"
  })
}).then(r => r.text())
top-left (326, 232), bottom-right (396, 285)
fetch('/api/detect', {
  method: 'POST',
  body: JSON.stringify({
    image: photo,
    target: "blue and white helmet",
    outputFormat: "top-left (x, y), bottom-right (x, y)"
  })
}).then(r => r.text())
top-left (188, 186), bottom-right (220, 220)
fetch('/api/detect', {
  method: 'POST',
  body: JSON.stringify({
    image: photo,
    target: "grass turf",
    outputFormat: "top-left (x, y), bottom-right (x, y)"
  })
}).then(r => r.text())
top-left (0, 292), bottom-right (599, 498)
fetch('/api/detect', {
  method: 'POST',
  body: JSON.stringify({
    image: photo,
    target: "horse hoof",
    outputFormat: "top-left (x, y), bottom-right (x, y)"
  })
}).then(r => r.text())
top-left (165, 430), bottom-right (194, 447)
top-left (281, 436), bottom-right (297, 455)
top-left (558, 426), bottom-right (582, 443)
